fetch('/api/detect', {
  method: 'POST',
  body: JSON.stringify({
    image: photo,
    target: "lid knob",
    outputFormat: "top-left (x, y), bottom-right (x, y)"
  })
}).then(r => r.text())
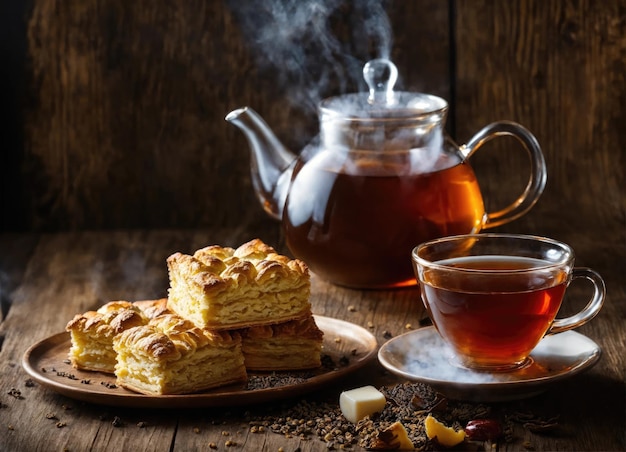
top-left (363, 59), bottom-right (398, 105)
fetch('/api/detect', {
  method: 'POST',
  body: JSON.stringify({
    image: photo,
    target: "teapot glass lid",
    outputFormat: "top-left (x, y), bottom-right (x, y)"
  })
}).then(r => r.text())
top-left (319, 59), bottom-right (448, 120)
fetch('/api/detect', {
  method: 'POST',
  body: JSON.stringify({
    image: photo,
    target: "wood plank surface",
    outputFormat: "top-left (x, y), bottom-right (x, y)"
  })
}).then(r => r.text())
top-left (0, 224), bottom-right (624, 451)
top-left (3, 0), bottom-right (623, 237)
top-left (0, 0), bottom-right (624, 450)
top-left (3, 0), bottom-right (450, 232)
top-left (454, 0), bottom-right (625, 231)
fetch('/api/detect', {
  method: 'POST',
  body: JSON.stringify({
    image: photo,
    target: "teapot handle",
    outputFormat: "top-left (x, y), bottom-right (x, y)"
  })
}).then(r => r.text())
top-left (460, 121), bottom-right (547, 229)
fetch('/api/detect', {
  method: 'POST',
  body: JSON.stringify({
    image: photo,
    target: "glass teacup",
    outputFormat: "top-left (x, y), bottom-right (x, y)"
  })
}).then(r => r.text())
top-left (412, 234), bottom-right (605, 371)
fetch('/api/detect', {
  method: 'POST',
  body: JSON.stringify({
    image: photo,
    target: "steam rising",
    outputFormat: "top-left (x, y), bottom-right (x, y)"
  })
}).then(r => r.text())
top-left (227, 0), bottom-right (393, 111)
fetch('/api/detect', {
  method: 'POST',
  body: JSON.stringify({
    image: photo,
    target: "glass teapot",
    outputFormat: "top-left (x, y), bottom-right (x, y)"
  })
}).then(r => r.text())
top-left (226, 59), bottom-right (546, 288)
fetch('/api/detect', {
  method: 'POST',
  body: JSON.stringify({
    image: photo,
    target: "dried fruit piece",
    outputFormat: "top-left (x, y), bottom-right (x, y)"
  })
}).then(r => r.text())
top-left (370, 421), bottom-right (414, 450)
top-left (424, 414), bottom-right (465, 447)
top-left (465, 419), bottom-right (503, 441)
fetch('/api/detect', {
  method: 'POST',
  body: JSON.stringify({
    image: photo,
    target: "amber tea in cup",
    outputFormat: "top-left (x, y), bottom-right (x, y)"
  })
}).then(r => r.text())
top-left (412, 234), bottom-right (605, 371)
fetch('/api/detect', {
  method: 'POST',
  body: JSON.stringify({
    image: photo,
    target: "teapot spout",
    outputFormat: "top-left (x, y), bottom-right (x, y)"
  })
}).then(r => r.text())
top-left (226, 107), bottom-right (296, 220)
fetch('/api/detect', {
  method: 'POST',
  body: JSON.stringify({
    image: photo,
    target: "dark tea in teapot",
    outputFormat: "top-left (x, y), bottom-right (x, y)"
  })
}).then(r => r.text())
top-left (228, 59), bottom-right (547, 289)
top-left (284, 152), bottom-right (484, 288)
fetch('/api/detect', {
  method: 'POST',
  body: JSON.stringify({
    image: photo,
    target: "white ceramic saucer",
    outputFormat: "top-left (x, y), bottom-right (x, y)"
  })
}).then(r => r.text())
top-left (378, 326), bottom-right (601, 402)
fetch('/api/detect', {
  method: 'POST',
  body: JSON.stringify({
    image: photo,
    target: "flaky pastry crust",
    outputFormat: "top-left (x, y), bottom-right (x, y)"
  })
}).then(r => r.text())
top-left (65, 301), bottom-right (148, 373)
top-left (238, 315), bottom-right (324, 371)
top-left (113, 313), bottom-right (247, 395)
top-left (166, 239), bottom-right (311, 329)
top-left (133, 298), bottom-right (170, 319)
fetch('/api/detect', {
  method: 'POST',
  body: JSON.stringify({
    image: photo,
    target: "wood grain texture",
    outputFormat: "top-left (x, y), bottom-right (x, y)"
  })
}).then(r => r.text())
top-left (0, 229), bottom-right (624, 451)
top-left (0, 2), bottom-right (624, 449)
top-left (454, 0), bottom-right (625, 234)
top-left (22, 1), bottom-right (257, 230)
top-left (2, 0), bottom-right (623, 236)
top-left (7, 0), bottom-right (450, 231)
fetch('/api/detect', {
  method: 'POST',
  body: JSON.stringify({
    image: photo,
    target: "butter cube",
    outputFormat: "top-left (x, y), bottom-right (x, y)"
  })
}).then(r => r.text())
top-left (339, 385), bottom-right (386, 423)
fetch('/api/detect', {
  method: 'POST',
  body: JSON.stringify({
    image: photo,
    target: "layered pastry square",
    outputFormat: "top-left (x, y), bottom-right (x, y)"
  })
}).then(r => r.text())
top-left (112, 313), bottom-right (247, 395)
top-left (239, 315), bottom-right (324, 371)
top-left (65, 301), bottom-right (148, 373)
top-left (166, 239), bottom-right (311, 330)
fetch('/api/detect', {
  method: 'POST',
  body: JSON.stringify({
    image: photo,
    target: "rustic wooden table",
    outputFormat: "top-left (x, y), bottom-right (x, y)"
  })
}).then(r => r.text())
top-left (0, 220), bottom-right (624, 451)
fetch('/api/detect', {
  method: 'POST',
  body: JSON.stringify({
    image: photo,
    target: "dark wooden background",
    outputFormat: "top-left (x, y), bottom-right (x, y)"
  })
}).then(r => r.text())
top-left (0, 0), bottom-right (624, 241)
top-left (0, 3), bottom-right (624, 450)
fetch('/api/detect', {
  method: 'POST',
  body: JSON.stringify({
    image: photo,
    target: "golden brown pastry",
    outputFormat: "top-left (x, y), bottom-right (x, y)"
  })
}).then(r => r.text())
top-left (166, 239), bottom-right (311, 330)
top-left (113, 313), bottom-right (247, 395)
top-left (65, 301), bottom-right (148, 373)
top-left (133, 298), bottom-right (170, 319)
top-left (238, 315), bottom-right (324, 371)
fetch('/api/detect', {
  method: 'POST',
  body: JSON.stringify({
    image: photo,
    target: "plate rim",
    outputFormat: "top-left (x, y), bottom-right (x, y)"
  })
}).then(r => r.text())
top-left (22, 315), bottom-right (378, 408)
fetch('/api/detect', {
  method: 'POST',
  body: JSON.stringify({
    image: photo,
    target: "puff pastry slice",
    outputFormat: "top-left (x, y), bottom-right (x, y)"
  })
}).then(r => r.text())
top-left (113, 313), bottom-right (247, 395)
top-left (166, 239), bottom-right (311, 330)
top-left (239, 314), bottom-right (324, 371)
top-left (65, 301), bottom-right (148, 373)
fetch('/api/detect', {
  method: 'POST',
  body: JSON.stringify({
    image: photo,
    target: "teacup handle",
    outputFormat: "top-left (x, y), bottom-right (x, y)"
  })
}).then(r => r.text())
top-left (548, 267), bottom-right (606, 335)
top-left (461, 121), bottom-right (547, 229)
